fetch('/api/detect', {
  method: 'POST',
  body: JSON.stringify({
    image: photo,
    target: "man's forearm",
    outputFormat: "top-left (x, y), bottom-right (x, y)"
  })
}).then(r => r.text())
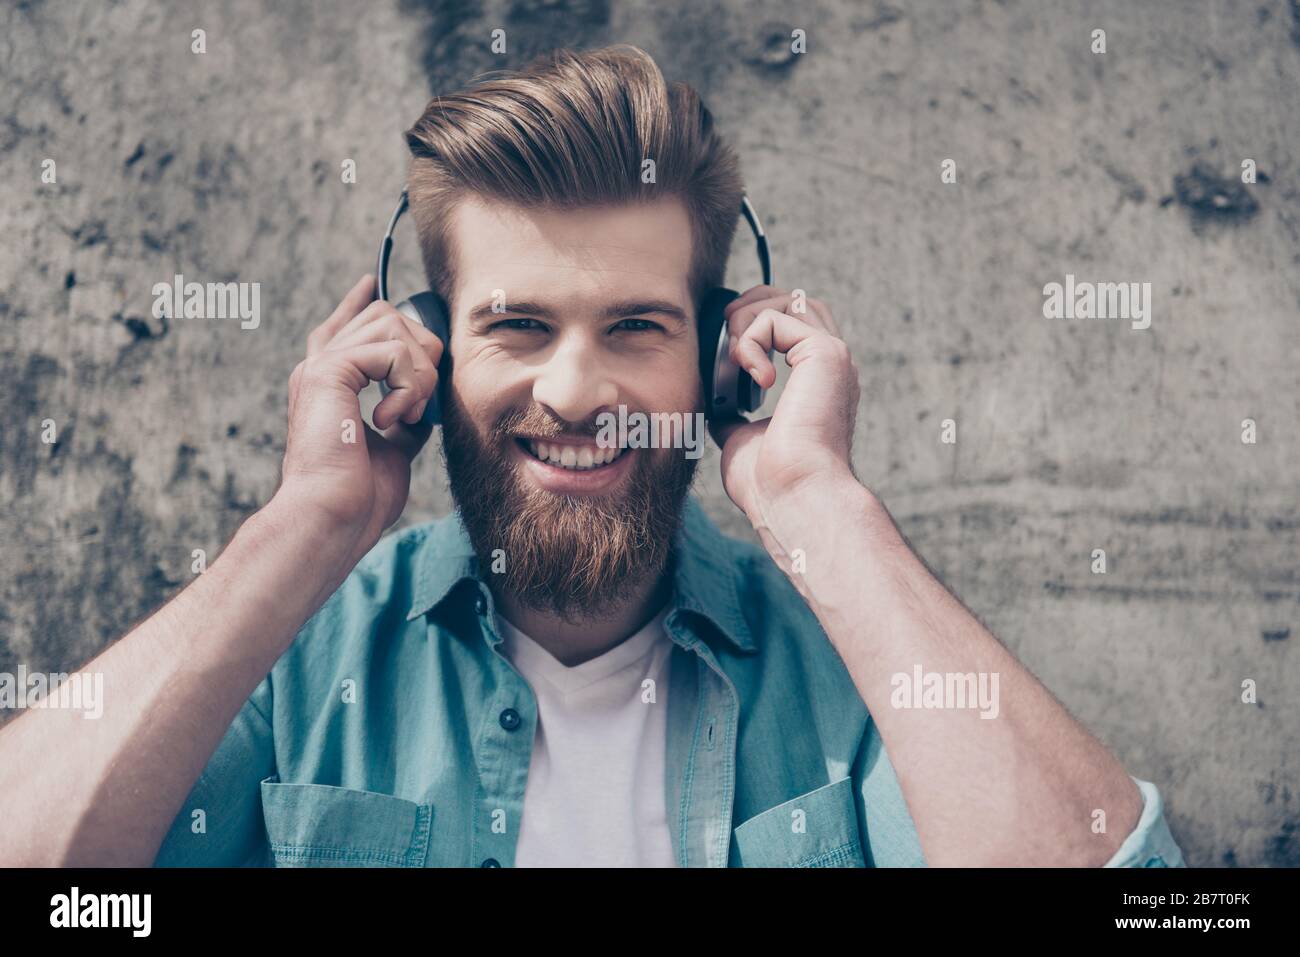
top-left (754, 476), bottom-right (1142, 866)
top-left (0, 495), bottom-right (357, 866)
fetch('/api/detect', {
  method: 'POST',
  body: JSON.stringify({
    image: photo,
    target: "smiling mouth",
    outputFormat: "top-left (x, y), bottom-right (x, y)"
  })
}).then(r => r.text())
top-left (515, 437), bottom-right (629, 471)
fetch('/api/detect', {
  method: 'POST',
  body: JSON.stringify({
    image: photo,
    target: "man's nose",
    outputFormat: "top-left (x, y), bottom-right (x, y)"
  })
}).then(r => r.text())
top-left (530, 337), bottom-right (619, 426)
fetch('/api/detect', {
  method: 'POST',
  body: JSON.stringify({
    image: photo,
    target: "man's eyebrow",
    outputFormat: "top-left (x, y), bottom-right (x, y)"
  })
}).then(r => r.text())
top-left (467, 299), bottom-right (690, 325)
top-left (606, 299), bottom-right (690, 324)
top-left (468, 300), bottom-right (555, 323)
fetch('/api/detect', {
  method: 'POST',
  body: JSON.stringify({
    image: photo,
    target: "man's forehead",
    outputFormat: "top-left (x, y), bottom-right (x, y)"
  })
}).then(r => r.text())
top-left (448, 194), bottom-right (693, 294)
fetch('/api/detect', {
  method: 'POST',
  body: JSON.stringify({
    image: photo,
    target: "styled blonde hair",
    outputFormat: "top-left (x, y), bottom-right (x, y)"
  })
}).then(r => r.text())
top-left (404, 44), bottom-right (744, 313)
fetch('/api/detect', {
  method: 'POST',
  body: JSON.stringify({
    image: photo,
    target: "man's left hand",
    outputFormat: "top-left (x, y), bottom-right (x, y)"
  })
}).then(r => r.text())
top-left (708, 285), bottom-right (862, 525)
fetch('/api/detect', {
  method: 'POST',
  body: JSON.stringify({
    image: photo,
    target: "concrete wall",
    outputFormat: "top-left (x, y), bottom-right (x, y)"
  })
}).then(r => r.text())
top-left (1, 0), bottom-right (1295, 865)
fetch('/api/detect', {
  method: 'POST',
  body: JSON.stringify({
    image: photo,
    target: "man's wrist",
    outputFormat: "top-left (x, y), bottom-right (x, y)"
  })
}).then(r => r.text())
top-left (753, 471), bottom-right (900, 602)
top-left (244, 492), bottom-right (369, 600)
top-left (760, 471), bottom-right (890, 552)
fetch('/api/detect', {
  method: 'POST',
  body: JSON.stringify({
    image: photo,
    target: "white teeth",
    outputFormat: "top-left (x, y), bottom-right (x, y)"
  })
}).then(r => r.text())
top-left (524, 438), bottom-right (626, 471)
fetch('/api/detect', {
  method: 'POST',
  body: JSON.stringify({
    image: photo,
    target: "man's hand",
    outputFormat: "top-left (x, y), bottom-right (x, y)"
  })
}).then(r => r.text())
top-left (279, 273), bottom-right (443, 563)
top-left (708, 285), bottom-right (861, 525)
top-left (712, 287), bottom-right (1149, 867)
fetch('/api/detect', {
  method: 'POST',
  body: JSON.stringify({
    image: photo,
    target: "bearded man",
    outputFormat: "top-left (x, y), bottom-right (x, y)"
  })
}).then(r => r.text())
top-left (0, 45), bottom-right (1183, 870)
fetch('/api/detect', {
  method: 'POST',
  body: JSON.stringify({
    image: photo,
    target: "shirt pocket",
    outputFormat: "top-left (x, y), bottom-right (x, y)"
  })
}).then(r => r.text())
top-left (732, 776), bottom-right (866, 867)
top-left (259, 775), bottom-right (433, 867)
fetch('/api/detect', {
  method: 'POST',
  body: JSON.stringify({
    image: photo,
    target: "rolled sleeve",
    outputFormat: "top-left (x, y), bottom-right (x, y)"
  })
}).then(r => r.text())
top-left (1102, 776), bottom-right (1186, 868)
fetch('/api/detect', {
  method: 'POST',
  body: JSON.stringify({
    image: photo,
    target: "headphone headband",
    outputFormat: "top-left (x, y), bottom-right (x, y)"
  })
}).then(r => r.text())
top-left (740, 195), bottom-right (773, 287)
top-left (376, 189), bottom-right (773, 302)
top-left (376, 190), bottom-right (409, 301)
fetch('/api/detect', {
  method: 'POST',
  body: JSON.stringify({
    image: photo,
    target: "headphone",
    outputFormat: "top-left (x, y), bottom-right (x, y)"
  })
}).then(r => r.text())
top-left (375, 189), bottom-right (775, 427)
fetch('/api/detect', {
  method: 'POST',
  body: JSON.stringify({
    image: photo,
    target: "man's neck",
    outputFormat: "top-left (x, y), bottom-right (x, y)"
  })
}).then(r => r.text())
top-left (493, 563), bottom-right (674, 667)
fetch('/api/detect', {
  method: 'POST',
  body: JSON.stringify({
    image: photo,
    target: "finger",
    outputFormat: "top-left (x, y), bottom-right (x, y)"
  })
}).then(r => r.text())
top-left (735, 307), bottom-right (827, 388)
top-left (312, 339), bottom-right (423, 430)
top-left (401, 314), bottom-right (445, 366)
top-left (326, 311), bottom-right (440, 424)
top-left (307, 274), bottom-right (376, 357)
top-left (328, 304), bottom-right (442, 376)
top-left (364, 316), bottom-right (443, 376)
top-left (722, 284), bottom-right (785, 320)
top-left (728, 292), bottom-right (837, 343)
top-left (726, 294), bottom-right (786, 352)
top-left (327, 299), bottom-right (443, 360)
top-left (364, 344), bottom-right (427, 431)
top-left (398, 347), bottom-right (438, 427)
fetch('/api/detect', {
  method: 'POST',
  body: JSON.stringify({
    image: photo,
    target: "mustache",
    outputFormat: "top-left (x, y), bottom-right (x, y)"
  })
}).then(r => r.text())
top-left (492, 400), bottom-right (705, 443)
top-left (492, 406), bottom-right (596, 440)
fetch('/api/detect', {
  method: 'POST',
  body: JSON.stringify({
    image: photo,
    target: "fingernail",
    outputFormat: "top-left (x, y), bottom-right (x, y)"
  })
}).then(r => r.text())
top-left (749, 366), bottom-right (762, 382)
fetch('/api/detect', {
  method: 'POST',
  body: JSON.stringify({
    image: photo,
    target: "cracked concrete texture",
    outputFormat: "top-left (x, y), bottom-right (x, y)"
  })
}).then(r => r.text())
top-left (0, 0), bottom-right (1296, 865)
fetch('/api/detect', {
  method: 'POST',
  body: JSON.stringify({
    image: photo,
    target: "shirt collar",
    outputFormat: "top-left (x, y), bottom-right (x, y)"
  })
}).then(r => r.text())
top-left (405, 494), bottom-right (757, 655)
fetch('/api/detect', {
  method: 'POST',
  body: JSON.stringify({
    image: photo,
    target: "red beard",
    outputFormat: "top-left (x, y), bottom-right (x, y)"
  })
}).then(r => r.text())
top-left (438, 385), bottom-right (700, 622)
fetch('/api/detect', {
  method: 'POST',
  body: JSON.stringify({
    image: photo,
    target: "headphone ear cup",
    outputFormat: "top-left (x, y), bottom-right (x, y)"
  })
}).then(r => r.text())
top-left (393, 291), bottom-right (449, 426)
top-left (698, 287), bottom-right (767, 420)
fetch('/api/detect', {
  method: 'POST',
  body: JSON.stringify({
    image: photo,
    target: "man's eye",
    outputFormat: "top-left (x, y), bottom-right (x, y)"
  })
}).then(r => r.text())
top-left (612, 318), bottom-right (661, 333)
top-left (492, 318), bottom-right (545, 332)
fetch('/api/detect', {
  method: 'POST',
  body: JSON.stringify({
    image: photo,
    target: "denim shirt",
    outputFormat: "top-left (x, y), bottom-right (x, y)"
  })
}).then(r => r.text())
top-left (154, 495), bottom-right (1185, 867)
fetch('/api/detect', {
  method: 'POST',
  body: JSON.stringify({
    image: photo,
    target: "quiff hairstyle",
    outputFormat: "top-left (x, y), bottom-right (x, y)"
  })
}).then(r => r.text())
top-left (403, 44), bottom-right (744, 316)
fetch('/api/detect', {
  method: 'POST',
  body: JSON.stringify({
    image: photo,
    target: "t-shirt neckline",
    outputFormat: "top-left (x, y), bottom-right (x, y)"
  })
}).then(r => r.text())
top-left (496, 605), bottom-right (670, 696)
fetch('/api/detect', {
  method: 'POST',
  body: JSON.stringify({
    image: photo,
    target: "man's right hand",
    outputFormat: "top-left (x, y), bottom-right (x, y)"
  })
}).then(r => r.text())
top-left (278, 273), bottom-right (444, 565)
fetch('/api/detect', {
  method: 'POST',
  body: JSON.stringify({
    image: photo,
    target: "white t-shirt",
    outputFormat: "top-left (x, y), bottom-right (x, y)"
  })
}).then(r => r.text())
top-left (495, 606), bottom-right (677, 867)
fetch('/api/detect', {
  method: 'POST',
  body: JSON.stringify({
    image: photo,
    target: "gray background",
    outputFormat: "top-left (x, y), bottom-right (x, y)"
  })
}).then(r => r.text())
top-left (1, 0), bottom-right (1296, 866)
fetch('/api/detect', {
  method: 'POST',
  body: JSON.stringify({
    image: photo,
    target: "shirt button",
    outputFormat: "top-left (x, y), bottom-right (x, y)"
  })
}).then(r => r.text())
top-left (481, 858), bottom-right (501, 868)
top-left (474, 594), bottom-right (487, 615)
top-left (499, 708), bottom-right (521, 731)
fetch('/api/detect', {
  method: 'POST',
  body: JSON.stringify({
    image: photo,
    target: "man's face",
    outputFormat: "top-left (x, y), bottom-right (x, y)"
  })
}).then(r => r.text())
top-left (437, 194), bottom-right (703, 621)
